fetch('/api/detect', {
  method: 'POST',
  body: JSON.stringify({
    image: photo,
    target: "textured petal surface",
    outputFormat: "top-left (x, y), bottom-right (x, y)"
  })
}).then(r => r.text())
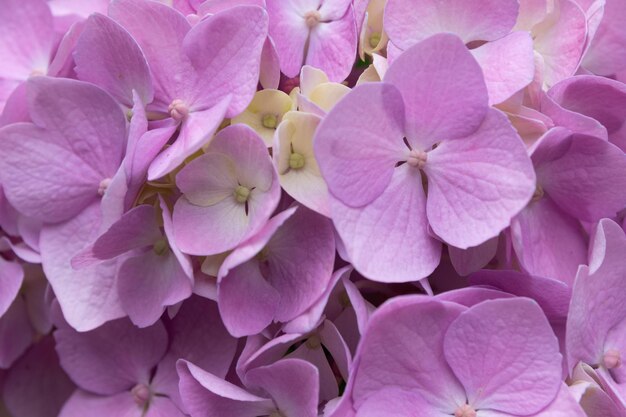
top-left (74, 13), bottom-right (153, 107)
top-left (184, 5), bottom-right (268, 116)
top-left (566, 219), bottom-right (626, 370)
top-left (59, 390), bottom-right (142, 417)
top-left (330, 165), bottom-right (441, 282)
top-left (55, 319), bottom-right (168, 394)
top-left (444, 298), bottom-right (562, 414)
top-left (353, 297), bottom-right (466, 411)
top-left (0, 258), bottom-right (23, 317)
top-left (314, 82), bottom-right (406, 208)
top-left (384, 33), bottom-right (489, 148)
top-left (424, 109), bottom-right (535, 248)
top-left (0, 77), bottom-right (126, 223)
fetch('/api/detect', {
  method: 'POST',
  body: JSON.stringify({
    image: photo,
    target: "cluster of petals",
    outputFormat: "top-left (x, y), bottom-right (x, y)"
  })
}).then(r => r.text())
top-left (0, 0), bottom-right (625, 417)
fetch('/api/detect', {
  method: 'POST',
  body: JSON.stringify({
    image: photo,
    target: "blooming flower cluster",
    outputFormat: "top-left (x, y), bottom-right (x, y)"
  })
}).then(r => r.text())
top-left (0, 0), bottom-right (625, 416)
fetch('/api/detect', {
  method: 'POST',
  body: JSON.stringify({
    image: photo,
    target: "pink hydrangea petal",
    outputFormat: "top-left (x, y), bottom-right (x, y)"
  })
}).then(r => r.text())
top-left (384, 33), bottom-right (488, 148)
top-left (0, 257), bottom-right (23, 317)
top-left (305, 11), bottom-right (358, 82)
top-left (533, 129), bottom-right (626, 221)
top-left (109, 0), bottom-right (194, 109)
top-left (176, 360), bottom-right (274, 417)
top-left (40, 203), bottom-right (125, 331)
top-left (183, 5), bottom-right (268, 116)
top-left (533, 0), bottom-right (587, 87)
top-left (144, 397), bottom-right (186, 417)
top-left (74, 13), bottom-right (153, 107)
top-left (384, 0), bottom-right (519, 49)
top-left (3, 336), bottom-right (75, 417)
top-left (264, 205), bottom-right (335, 322)
top-left (444, 298), bottom-right (562, 414)
top-left (355, 388), bottom-right (449, 417)
top-left (0, 296), bottom-right (34, 368)
top-left (582, 0), bottom-right (626, 75)
top-left (470, 31), bottom-right (535, 105)
top-left (511, 196), bottom-right (587, 285)
top-left (151, 297), bottom-right (237, 409)
top-left (0, 77), bottom-right (126, 223)
top-left (54, 319), bottom-right (168, 395)
top-left (148, 97), bottom-right (230, 180)
top-left (266, 0), bottom-right (317, 78)
top-left (330, 165), bottom-right (441, 282)
top-left (314, 82), bottom-right (406, 208)
top-left (566, 219), bottom-right (626, 371)
top-left (59, 390), bottom-right (142, 417)
top-left (352, 297), bottom-right (466, 411)
top-left (539, 91), bottom-right (608, 140)
top-left (245, 359), bottom-right (319, 417)
top-left (448, 237), bottom-right (499, 277)
top-left (548, 75), bottom-right (626, 151)
top-left (117, 251), bottom-right (192, 328)
top-left (0, 0), bottom-right (53, 80)
top-left (424, 109), bottom-right (535, 248)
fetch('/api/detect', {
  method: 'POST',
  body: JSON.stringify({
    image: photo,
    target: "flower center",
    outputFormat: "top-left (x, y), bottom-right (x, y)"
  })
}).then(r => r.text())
top-left (168, 99), bottom-right (189, 121)
top-left (153, 238), bottom-right (169, 256)
top-left (454, 404), bottom-right (477, 417)
top-left (98, 178), bottom-right (112, 196)
top-left (131, 383), bottom-right (151, 407)
top-left (304, 10), bottom-right (322, 27)
top-left (407, 149), bottom-right (427, 169)
top-left (233, 185), bottom-right (251, 204)
top-left (289, 152), bottom-right (305, 170)
top-left (369, 32), bottom-right (382, 48)
top-left (603, 349), bottom-right (622, 369)
top-left (262, 114), bottom-right (278, 129)
top-left (532, 184), bottom-right (544, 201)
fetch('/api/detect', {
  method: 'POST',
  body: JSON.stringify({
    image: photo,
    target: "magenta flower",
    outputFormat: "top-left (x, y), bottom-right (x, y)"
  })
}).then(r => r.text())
top-left (315, 34), bottom-right (535, 282)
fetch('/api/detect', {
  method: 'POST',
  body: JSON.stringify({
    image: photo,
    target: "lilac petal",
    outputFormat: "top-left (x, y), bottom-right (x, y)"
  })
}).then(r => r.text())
top-left (286, 335), bottom-right (339, 402)
top-left (3, 336), bottom-right (74, 417)
top-left (160, 195), bottom-right (193, 279)
top-left (470, 31), bottom-right (535, 105)
top-left (148, 97), bottom-right (230, 180)
top-left (533, 129), bottom-right (626, 222)
top-left (40, 203), bottom-right (125, 331)
top-left (265, 205), bottom-right (335, 322)
top-left (314, 82), bottom-right (406, 208)
top-left (151, 297), bottom-right (237, 409)
top-left (384, 0), bottom-right (519, 48)
top-left (539, 92), bottom-right (608, 140)
top-left (259, 37), bottom-right (280, 90)
top-left (0, 296), bottom-right (34, 369)
top-left (469, 270), bottom-right (571, 321)
top-left (117, 250), bottom-right (192, 328)
top-left (356, 388), bottom-right (448, 417)
top-left (0, 0), bottom-right (53, 80)
top-left (0, 257), bottom-right (23, 317)
top-left (582, 0), bottom-right (626, 76)
top-left (245, 359), bottom-right (319, 417)
top-left (72, 204), bottom-right (161, 268)
top-left (109, 0), bottom-right (193, 109)
top-left (306, 11), bottom-right (358, 82)
top-left (59, 390), bottom-right (142, 417)
top-left (144, 397), bottom-right (186, 417)
top-left (527, 383), bottom-right (588, 417)
top-left (424, 109), bottom-right (535, 248)
top-left (548, 75), bottom-right (626, 151)
top-left (448, 237), bottom-right (498, 277)
top-left (46, 18), bottom-right (85, 78)
top-left (0, 81), bottom-right (28, 125)
top-left (511, 196), bottom-right (587, 286)
top-left (566, 219), bottom-right (626, 371)
top-left (218, 259), bottom-right (280, 337)
top-left (184, 5), bottom-right (268, 116)
top-left (384, 33), bottom-right (488, 149)
top-left (436, 287), bottom-right (513, 308)
top-left (266, 0), bottom-right (314, 78)
top-left (74, 13), bottom-right (153, 107)
top-left (54, 319), bottom-right (168, 395)
top-left (353, 297), bottom-right (466, 411)
top-left (0, 77), bottom-right (126, 223)
top-left (177, 360), bottom-right (274, 417)
top-left (318, 319), bottom-right (352, 381)
top-left (444, 298), bottom-right (562, 415)
top-left (330, 165), bottom-right (441, 282)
